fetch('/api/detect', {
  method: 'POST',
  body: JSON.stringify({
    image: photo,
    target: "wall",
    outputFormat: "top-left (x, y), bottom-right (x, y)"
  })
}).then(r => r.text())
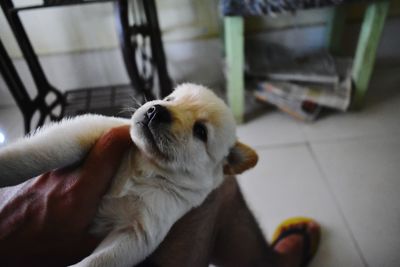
top-left (1, 0), bottom-right (399, 107)
top-left (1, 0), bottom-right (220, 57)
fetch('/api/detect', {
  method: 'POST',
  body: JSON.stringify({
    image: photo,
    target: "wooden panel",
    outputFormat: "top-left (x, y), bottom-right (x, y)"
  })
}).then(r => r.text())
top-left (224, 16), bottom-right (244, 123)
top-left (352, 1), bottom-right (390, 108)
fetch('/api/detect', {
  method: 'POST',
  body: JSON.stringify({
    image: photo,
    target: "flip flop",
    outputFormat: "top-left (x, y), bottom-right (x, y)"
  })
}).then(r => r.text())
top-left (271, 217), bottom-right (321, 267)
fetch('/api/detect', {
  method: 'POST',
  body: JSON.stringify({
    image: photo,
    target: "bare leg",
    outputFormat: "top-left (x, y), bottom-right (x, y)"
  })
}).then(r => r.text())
top-left (137, 177), bottom-right (319, 267)
top-left (211, 178), bottom-right (320, 267)
top-left (211, 177), bottom-right (278, 267)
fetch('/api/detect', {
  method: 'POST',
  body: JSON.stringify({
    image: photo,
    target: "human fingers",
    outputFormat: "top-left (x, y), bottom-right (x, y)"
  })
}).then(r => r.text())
top-left (73, 125), bottom-right (132, 204)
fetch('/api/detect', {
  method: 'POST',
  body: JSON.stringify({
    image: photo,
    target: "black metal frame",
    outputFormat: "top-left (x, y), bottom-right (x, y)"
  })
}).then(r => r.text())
top-left (115, 0), bottom-right (172, 101)
top-left (0, 0), bottom-right (172, 134)
top-left (0, 39), bottom-right (64, 133)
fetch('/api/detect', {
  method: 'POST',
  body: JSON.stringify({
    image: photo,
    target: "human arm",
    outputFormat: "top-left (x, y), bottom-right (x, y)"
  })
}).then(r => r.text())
top-left (0, 125), bottom-right (131, 266)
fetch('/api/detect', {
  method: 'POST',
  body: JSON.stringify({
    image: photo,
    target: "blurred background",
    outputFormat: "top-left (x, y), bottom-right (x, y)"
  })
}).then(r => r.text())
top-left (0, 0), bottom-right (399, 266)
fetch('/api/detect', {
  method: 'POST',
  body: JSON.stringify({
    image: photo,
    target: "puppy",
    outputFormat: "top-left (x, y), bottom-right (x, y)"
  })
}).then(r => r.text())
top-left (0, 83), bottom-right (258, 267)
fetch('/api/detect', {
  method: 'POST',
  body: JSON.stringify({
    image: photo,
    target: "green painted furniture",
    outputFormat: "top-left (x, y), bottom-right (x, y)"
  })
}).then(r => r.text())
top-left (224, 1), bottom-right (390, 123)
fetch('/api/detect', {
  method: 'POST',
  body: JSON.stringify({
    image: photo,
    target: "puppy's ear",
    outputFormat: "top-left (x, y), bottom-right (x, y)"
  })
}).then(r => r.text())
top-left (223, 141), bottom-right (258, 175)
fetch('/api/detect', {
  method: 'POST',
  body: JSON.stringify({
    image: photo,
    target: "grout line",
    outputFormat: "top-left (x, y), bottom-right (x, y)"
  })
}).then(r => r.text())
top-left (298, 121), bottom-right (400, 144)
top-left (252, 141), bottom-right (308, 151)
top-left (306, 130), bottom-right (400, 146)
top-left (243, 128), bottom-right (400, 153)
top-left (306, 141), bottom-right (370, 267)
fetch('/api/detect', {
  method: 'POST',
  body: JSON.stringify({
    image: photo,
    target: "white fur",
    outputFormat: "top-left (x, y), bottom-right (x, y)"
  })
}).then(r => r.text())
top-left (0, 115), bottom-right (128, 187)
top-left (0, 84), bottom-right (239, 267)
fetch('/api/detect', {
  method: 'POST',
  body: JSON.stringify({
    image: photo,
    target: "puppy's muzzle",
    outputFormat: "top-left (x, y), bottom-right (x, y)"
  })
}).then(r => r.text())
top-left (143, 104), bottom-right (172, 127)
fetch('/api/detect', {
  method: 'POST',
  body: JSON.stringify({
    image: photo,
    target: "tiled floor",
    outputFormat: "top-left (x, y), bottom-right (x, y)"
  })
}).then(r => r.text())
top-left (237, 66), bottom-right (400, 267)
top-left (0, 66), bottom-right (399, 266)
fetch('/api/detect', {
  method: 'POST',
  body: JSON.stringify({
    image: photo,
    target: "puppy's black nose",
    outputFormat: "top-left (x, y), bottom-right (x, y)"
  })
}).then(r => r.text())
top-left (145, 104), bottom-right (171, 125)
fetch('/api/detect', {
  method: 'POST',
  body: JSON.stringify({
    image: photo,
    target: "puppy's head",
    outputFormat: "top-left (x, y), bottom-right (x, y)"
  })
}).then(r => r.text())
top-left (130, 84), bottom-right (257, 190)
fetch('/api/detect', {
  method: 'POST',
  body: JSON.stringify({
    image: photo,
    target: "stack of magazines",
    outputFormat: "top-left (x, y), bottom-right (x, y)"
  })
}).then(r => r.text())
top-left (247, 49), bottom-right (352, 121)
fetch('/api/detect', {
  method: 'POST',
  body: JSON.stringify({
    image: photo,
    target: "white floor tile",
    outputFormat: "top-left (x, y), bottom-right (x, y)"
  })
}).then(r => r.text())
top-left (311, 134), bottom-right (400, 267)
top-left (237, 112), bottom-right (306, 148)
top-left (237, 145), bottom-right (365, 267)
top-left (300, 110), bottom-right (385, 142)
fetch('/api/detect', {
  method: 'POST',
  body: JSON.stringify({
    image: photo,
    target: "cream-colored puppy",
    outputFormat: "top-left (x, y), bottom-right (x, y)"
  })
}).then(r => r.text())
top-left (0, 84), bottom-right (258, 267)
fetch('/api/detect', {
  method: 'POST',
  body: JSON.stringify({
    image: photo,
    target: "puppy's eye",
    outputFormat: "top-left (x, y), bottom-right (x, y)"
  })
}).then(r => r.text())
top-left (164, 96), bottom-right (174, 102)
top-left (193, 122), bottom-right (207, 143)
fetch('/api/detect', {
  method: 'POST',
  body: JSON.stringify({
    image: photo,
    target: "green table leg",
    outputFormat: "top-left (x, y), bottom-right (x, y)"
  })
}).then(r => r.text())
top-left (224, 16), bottom-right (244, 123)
top-left (352, 1), bottom-right (389, 109)
top-left (326, 6), bottom-right (347, 55)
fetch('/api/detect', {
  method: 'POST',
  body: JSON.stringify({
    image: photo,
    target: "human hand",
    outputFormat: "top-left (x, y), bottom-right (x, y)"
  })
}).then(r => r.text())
top-left (0, 125), bottom-right (132, 266)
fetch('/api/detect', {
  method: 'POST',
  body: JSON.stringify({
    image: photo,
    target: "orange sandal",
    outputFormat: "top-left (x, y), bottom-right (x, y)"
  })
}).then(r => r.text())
top-left (271, 217), bottom-right (321, 267)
